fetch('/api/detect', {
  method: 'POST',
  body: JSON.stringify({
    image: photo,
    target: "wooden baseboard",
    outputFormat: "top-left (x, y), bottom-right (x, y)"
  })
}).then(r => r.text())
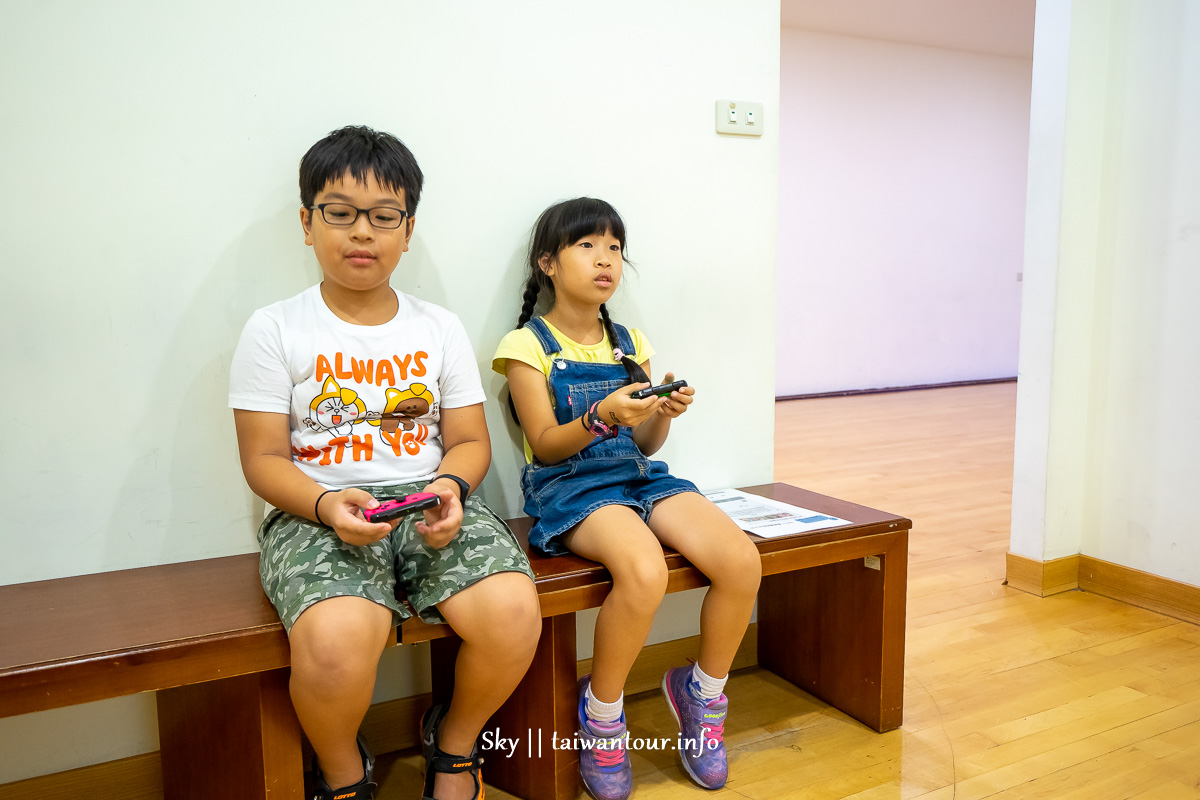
top-left (0, 753), bottom-right (161, 800)
top-left (1007, 552), bottom-right (1200, 625)
top-left (776, 376), bottom-right (1016, 402)
top-left (1078, 556), bottom-right (1200, 627)
top-left (1005, 552), bottom-right (1080, 596)
top-left (0, 624), bottom-right (759, 799)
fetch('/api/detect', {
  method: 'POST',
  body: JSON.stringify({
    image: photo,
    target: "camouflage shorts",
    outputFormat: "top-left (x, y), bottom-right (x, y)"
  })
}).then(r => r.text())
top-left (258, 482), bottom-right (534, 631)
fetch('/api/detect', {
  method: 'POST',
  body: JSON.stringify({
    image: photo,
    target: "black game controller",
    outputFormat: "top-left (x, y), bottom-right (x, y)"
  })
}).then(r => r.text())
top-left (631, 380), bottom-right (688, 400)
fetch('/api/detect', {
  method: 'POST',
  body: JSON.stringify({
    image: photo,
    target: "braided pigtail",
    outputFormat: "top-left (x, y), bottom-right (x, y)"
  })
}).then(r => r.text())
top-left (516, 272), bottom-right (544, 331)
top-left (600, 303), bottom-right (649, 385)
top-left (507, 271), bottom-right (553, 423)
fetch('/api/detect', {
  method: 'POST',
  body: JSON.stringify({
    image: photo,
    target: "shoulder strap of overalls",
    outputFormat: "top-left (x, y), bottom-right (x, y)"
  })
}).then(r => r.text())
top-left (525, 316), bottom-right (638, 362)
top-left (523, 316), bottom-right (561, 356)
top-left (610, 323), bottom-right (637, 361)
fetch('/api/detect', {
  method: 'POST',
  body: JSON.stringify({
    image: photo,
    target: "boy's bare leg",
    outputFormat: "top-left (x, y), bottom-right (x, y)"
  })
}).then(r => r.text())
top-left (563, 504), bottom-right (669, 703)
top-left (289, 596), bottom-right (395, 790)
top-left (649, 492), bottom-right (761, 678)
top-left (432, 571), bottom-right (541, 800)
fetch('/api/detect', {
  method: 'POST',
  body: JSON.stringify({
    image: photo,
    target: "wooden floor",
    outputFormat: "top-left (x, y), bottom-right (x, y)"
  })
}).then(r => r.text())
top-left (374, 384), bottom-right (1200, 799)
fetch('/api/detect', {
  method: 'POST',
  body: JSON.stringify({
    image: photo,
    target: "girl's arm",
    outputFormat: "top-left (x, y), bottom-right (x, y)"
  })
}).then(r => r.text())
top-left (233, 409), bottom-right (395, 546)
top-left (506, 360), bottom-right (660, 465)
top-left (632, 367), bottom-right (695, 456)
top-left (419, 403), bottom-right (492, 548)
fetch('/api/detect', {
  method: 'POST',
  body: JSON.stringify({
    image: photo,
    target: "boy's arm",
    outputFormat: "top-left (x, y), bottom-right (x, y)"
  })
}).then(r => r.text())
top-left (233, 409), bottom-right (394, 546)
top-left (418, 403), bottom-right (491, 548)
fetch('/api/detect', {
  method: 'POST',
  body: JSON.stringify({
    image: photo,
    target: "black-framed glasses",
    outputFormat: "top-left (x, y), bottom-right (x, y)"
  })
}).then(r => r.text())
top-left (310, 203), bottom-right (410, 229)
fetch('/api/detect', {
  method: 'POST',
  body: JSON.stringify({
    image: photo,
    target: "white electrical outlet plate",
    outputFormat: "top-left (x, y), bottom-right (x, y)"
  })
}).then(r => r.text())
top-left (716, 99), bottom-right (764, 136)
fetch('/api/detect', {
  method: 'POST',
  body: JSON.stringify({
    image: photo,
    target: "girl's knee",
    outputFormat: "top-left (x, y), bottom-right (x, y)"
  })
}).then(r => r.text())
top-left (613, 556), bottom-right (669, 604)
top-left (715, 536), bottom-right (762, 594)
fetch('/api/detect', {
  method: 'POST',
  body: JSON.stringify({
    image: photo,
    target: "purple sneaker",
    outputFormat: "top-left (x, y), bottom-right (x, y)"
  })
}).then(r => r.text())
top-left (576, 676), bottom-right (632, 800)
top-left (661, 666), bottom-right (728, 789)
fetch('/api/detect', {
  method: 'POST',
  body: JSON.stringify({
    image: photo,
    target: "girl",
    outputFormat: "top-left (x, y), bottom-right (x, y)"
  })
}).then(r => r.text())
top-left (492, 198), bottom-right (761, 800)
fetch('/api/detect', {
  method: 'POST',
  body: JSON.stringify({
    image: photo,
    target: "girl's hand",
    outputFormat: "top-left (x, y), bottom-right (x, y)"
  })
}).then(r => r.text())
top-left (415, 480), bottom-right (465, 549)
top-left (598, 383), bottom-right (662, 429)
top-left (656, 372), bottom-right (694, 419)
top-left (319, 488), bottom-right (397, 546)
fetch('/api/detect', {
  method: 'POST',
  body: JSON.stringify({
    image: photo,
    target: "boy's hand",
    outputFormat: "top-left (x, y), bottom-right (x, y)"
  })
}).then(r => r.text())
top-left (320, 489), bottom-right (397, 546)
top-left (655, 372), bottom-right (694, 419)
top-left (598, 383), bottom-right (662, 429)
top-left (416, 479), bottom-right (464, 549)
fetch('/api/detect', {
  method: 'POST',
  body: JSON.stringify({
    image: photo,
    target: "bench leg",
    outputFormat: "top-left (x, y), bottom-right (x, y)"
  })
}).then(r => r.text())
top-left (157, 669), bottom-right (303, 799)
top-left (482, 615), bottom-right (580, 800)
top-left (757, 533), bottom-right (907, 732)
top-left (430, 635), bottom-right (461, 706)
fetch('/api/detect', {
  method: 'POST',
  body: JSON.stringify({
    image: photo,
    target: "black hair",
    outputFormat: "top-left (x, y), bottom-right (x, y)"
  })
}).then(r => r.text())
top-left (508, 198), bottom-right (649, 422)
top-left (299, 125), bottom-right (424, 213)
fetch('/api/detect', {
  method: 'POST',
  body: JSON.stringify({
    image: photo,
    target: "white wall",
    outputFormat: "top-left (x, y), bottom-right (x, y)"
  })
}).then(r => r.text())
top-left (1010, 0), bottom-right (1200, 586)
top-left (0, 0), bottom-right (780, 782)
top-left (776, 28), bottom-right (1030, 395)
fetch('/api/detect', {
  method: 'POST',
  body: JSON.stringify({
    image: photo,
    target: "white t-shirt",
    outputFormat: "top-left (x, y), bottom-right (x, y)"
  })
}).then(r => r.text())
top-left (229, 285), bottom-right (485, 488)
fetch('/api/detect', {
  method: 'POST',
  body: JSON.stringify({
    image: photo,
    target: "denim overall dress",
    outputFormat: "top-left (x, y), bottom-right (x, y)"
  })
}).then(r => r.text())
top-left (519, 316), bottom-right (698, 556)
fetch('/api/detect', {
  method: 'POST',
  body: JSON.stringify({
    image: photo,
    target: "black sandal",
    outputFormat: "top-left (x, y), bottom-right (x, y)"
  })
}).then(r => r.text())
top-left (310, 732), bottom-right (378, 800)
top-left (420, 704), bottom-right (485, 800)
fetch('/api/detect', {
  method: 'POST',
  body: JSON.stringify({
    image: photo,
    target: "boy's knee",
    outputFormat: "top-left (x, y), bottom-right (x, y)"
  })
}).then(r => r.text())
top-left (448, 572), bottom-right (541, 647)
top-left (289, 597), bottom-right (391, 684)
top-left (507, 592), bottom-right (543, 653)
top-left (485, 576), bottom-right (541, 635)
top-left (292, 646), bottom-right (375, 693)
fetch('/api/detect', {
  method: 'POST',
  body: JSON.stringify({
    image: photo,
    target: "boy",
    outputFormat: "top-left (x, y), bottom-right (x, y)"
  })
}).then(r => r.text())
top-left (229, 125), bottom-right (540, 800)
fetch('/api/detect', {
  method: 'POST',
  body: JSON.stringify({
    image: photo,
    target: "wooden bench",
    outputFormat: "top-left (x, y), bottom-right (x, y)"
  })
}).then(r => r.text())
top-left (0, 483), bottom-right (909, 800)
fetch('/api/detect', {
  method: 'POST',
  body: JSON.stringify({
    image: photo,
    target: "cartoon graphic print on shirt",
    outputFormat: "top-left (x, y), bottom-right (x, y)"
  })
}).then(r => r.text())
top-left (374, 383), bottom-right (440, 458)
top-left (374, 383), bottom-right (437, 433)
top-left (303, 376), bottom-right (368, 436)
top-left (293, 351), bottom-right (439, 468)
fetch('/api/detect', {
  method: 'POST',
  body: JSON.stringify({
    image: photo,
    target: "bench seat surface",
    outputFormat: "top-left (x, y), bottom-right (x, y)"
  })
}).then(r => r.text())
top-left (0, 483), bottom-right (909, 718)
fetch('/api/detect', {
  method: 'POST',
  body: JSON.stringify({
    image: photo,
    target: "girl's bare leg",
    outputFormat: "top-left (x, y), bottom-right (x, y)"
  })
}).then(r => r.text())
top-left (564, 504), bottom-right (670, 703)
top-left (648, 492), bottom-right (761, 678)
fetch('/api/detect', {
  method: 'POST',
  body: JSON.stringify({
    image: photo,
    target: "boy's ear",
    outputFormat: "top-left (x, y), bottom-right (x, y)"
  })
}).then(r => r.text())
top-left (396, 215), bottom-right (415, 256)
top-left (300, 207), bottom-right (314, 246)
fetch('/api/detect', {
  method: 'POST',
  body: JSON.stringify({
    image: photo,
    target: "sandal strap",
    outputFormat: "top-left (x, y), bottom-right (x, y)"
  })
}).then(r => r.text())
top-left (310, 732), bottom-right (377, 800)
top-left (316, 780), bottom-right (377, 800)
top-left (428, 746), bottom-right (484, 774)
top-left (423, 745), bottom-right (483, 800)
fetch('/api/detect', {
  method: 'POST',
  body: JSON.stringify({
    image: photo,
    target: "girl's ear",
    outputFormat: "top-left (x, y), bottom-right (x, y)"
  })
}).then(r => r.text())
top-left (538, 252), bottom-right (555, 276)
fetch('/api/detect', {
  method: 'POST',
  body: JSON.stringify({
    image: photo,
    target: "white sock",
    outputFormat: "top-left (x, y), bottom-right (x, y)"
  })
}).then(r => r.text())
top-left (691, 663), bottom-right (728, 700)
top-left (586, 684), bottom-right (624, 723)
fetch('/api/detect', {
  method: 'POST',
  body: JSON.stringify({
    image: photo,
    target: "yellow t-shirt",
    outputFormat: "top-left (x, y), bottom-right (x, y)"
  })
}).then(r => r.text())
top-left (492, 319), bottom-right (655, 463)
